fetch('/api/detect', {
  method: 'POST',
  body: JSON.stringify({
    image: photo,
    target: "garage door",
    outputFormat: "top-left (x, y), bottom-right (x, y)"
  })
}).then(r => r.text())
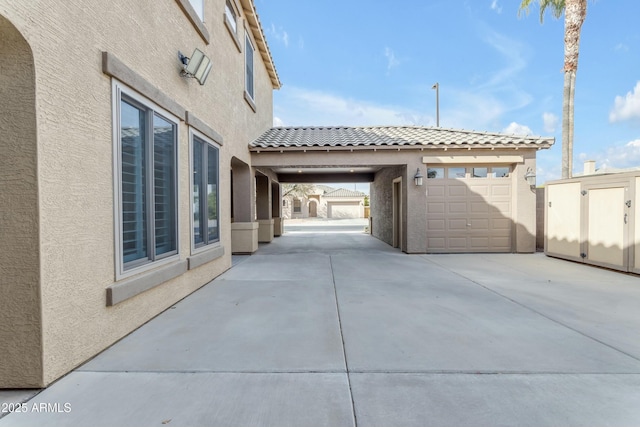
top-left (328, 202), bottom-right (360, 219)
top-left (426, 166), bottom-right (512, 253)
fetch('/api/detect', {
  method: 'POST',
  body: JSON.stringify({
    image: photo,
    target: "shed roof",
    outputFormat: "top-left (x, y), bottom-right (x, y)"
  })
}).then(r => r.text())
top-left (250, 126), bottom-right (554, 151)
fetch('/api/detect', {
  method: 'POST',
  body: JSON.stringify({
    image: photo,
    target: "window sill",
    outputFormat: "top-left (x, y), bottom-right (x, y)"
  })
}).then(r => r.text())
top-left (107, 260), bottom-right (188, 306)
top-left (244, 91), bottom-right (257, 112)
top-left (224, 16), bottom-right (242, 52)
top-left (174, 0), bottom-right (210, 44)
top-left (188, 245), bottom-right (225, 270)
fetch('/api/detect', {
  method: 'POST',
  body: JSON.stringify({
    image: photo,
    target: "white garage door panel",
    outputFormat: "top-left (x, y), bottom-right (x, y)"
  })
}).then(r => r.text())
top-left (448, 186), bottom-right (467, 197)
top-left (328, 203), bottom-right (360, 219)
top-left (449, 219), bottom-right (468, 230)
top-left (427, 173), bottom-right (513, 253)
top-left (428, 203), bottom-right (445, 214)
top-left (428, 219), bottom-right (445, 230)
top-left (469, 186), bottom-right (489, 196)
top-left (448, 203), bottom-right (467, 213)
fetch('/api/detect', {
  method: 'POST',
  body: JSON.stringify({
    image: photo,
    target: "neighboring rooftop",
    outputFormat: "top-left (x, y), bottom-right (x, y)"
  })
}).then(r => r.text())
top-left (324, 188), bottom-right (366, 198)
top-left (250, 126), bottom-right (555, 151)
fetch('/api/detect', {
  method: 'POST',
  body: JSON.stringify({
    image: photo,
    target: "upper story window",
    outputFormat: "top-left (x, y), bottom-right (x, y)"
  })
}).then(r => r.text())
top-left (225, 0), bottom-right (237, 33)
top-left (114, 85), bottom-right (179, 274)
top-left (245, 31), bottom-right (255, 101)
top-left (189, 0), bottom-right (204, 21)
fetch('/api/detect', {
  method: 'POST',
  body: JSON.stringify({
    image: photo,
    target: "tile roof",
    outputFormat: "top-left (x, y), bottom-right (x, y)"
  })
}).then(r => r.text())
top-left (324, 188), bottom-right (366, 198)
top-left (250, 126), bottom-right (554, 151)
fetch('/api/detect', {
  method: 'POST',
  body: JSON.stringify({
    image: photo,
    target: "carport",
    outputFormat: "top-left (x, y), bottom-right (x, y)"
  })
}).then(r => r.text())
top-left (249, 126), bottom-right (553, 254)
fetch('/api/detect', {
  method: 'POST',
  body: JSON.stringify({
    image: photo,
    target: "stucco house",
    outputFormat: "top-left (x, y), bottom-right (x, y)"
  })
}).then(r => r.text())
top-left (1, 0), bottom-right (280, 388)
top-left (1, 1), bottom-right (553, 389)
top-left (283, 185), bottom-right (366, 219)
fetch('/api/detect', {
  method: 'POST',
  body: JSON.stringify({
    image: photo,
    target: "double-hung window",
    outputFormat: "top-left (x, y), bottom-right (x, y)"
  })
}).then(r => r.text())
top-left (116, 86), bottom-right (179, 273)
top-left (245, 31), bottom-right (255, 101)
top-left (191, 132), bottom-right (220, 248)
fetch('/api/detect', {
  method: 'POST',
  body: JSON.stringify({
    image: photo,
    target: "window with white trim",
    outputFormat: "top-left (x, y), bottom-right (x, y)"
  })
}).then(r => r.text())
top-left (189, 0), bottom-right (204, 20)
top-left (225, 0), bottom-right (237, 33)
top-left (245, 31), bottom-right (255, 100)
top-left (116, 87), bottom-right (179, 272)
top-left (192, 133), bottom-right (220, 248)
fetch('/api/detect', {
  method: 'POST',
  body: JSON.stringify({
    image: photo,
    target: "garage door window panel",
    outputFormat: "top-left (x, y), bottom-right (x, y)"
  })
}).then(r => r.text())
top-left (493, 167), bottom-right (510, 178)
top-left (427, 167), bottom-right (444, 179)
top-left (448, 167), bottom-right (466, 179)
top-left (472, 167), bottom-right (488, 178)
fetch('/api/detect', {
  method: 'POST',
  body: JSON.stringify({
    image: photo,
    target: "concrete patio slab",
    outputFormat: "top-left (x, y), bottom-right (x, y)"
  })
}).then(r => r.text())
top-left (1, 372), bottom-right (354, 427)
top-left (350, 373), bottom-right (640, 427)
top-left (256, 232), bottom-right (395, 255)
top-left (4, 232), bottom-right (640, 427)
top-left (216, 253), bottom-right (335, 282)
top-left (425, 254), bottom-right (640, 359)
top-left (80, 278), bottom-right (345, 373)
top-left (336, 277), bottom-right (640, 373)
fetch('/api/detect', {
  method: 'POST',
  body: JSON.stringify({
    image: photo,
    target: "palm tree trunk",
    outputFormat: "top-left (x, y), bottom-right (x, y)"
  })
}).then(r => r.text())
top-left (561, 0), bottom-right (586, 179)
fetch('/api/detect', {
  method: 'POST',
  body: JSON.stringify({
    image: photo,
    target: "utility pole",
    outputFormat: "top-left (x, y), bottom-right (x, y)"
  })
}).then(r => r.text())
top-left (432, 82), bottom-right (439, 127)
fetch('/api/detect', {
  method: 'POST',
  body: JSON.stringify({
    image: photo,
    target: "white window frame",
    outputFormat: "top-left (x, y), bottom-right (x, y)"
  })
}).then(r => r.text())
top-left (225, 0), bottom-right (237, 33)
top-left (188, 0), bottom-right (204, 21)
top-left (189, 128), bottom-right (222, 254)
top-left (245, 31), bottom-right (255, 103)
top-left (112, 80), bottom-right (180, 280)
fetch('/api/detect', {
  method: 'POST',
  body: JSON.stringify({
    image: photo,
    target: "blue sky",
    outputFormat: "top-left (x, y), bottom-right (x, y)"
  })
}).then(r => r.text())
top-left (257, 0), bottom-right (640, 186)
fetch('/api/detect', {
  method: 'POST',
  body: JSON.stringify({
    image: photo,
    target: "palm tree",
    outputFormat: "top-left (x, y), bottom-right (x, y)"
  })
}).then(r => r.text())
top-left (519, 0), bottom-right (587, 179)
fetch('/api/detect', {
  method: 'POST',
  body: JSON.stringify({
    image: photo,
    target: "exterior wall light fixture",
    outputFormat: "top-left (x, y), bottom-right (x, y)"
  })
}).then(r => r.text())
top-left (178, 49), bottom-right (212, 85)
top-left (414, 168), bottom-right (424, 186)
top-left (524, 168), bottom-right (536, 189)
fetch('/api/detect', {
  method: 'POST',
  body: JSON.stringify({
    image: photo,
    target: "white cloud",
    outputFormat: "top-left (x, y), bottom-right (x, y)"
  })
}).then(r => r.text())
top-left (615, 43), bottom-right (629, 53)
top-left (578, 138), bottom-right (640, 171)
top-left (610, 81), bottom-right (640, 123)
top-left (384, 47), bottom-right (400, 72)
top-left (273, 86), bottom-right (433, 127)
top-left (273, 116), bottom-right (285, 127)
top-left (503, 122), bottom-right (533, 135)
top-left (490, 0), bottom-right (502, 14)
top-left (542, 112), bottom-right (559, 133)
top-left (269, 24), bottom-right (289, 47)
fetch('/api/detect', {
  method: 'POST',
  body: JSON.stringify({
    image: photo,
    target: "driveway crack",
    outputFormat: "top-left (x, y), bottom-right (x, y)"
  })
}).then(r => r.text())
top-left (330, 255), bottom-right (358, 427)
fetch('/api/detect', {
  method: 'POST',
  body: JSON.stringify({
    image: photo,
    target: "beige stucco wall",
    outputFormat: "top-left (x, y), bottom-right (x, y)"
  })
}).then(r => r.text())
top-left (371, 166), bottom-right (405, 247)
top-left (0, 0), bottom-right (276, 387)
top-left (0, 15), bottom-right (43, 388)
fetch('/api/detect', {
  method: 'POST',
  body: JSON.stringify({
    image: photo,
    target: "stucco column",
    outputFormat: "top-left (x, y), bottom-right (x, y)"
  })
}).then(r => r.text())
top-left (272, 182), bottom-right (282, 237)
top-left (405, 160), bottom-right (428, 253)
top-left (514, 153), bottom-right (537, 253)
top-left (256, 174), bottom-right (274, 242)
top-left (231, 158), bottom-right (258, 253)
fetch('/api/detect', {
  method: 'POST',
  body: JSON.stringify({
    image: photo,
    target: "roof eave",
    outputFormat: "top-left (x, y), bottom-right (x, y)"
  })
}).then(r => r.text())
top-left (249, 143), bottom-right (554, 153)
top-left (239, 0), bottom-right (281, 89)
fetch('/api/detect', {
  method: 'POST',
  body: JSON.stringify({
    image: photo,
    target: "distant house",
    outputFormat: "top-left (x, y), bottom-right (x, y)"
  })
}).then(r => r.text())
top-left (283, 185), bottom-right (366, 219)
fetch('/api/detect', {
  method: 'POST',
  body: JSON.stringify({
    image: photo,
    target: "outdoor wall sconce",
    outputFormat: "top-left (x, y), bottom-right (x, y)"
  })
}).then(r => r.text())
top-left (178, 48), bottom-right (212, 85)
top-left (414, 168), bottom-right (424, 186)
top-left (524, 168), bottom-right (536, 189)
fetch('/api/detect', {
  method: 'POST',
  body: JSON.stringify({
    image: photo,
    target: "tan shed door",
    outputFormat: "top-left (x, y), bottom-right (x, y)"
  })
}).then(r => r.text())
top-left (427, 168), bottom-right (512, 253)
top-left (587, 187), bottom-right (626, 268)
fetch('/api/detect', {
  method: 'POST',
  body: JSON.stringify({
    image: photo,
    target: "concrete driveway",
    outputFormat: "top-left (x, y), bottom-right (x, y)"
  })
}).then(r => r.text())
top-left (3, 230), bottom-right (640, 426)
